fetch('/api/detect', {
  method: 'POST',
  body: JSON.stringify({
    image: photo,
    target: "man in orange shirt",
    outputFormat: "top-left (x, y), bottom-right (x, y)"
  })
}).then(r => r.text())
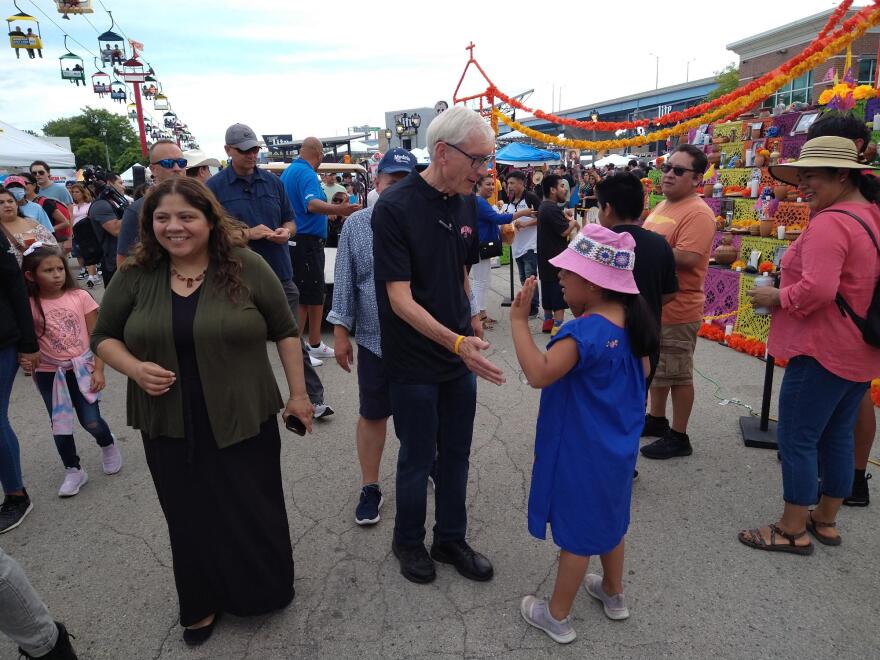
top-left (641, 145), bottom-right (716, 459)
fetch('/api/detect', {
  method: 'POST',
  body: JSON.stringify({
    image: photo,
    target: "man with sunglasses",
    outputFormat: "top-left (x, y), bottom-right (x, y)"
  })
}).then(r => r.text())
top-left (372, 106), bottom-right (504, 585)
top-left (116, 140), bottom-right (186, 267)
top-left (29, 161), bottom-right (73, 218)
top-left (641, 144), bottom-right (715, 460)
top-left (208, 125), bottom-right (334, 419)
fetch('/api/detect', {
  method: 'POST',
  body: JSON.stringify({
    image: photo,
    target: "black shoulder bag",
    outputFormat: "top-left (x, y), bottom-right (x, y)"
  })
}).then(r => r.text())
top-left (828, 208), bottom-right (880, 347)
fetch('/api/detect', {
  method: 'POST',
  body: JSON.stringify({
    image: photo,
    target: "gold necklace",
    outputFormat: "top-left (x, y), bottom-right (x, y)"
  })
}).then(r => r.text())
top-left (170, 267), bottom-right (207, 288)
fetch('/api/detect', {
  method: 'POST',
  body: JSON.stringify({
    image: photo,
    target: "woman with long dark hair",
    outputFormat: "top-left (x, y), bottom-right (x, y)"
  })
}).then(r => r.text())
top-left (740, 136), bottom-right (880, 555)
top-left (91, 177), bottom-right (313, 644)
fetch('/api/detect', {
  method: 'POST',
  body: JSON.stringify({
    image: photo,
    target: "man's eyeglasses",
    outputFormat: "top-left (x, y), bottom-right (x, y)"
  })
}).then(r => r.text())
top-left (443, 142), bottom-right (493, 169)
top-left (31, 170), bottom-right (47, 176)
top-left (151, 158), bottom-right (188, 169)
top-left (660, 163), bottom-right (697, 177)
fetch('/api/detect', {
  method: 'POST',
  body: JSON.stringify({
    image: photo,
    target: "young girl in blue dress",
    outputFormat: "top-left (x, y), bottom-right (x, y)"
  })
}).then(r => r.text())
top-left (511, 224), bottom-right (658, 644)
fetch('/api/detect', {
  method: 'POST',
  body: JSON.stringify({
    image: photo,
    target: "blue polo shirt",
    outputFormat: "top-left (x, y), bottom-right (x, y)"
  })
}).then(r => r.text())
top-left (279, 158), bottom-right (327, 238)
top-left (206, 166), bottom-right (294, 281)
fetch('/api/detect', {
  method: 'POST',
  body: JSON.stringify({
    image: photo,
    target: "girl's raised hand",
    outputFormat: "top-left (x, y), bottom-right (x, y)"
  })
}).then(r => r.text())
top-left (510, 276), bottom-right (537, 322)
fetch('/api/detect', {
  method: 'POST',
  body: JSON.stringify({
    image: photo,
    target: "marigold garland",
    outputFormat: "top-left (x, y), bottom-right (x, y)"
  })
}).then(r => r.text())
top-left (494, 4), bottom-right (880, 152)
top-left (490, 0), bottom-right (876, 133)
top-left (698, 324), bottom-right (790, 367)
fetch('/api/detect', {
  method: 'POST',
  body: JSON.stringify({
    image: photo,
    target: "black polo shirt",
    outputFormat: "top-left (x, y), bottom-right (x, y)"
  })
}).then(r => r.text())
top-left (372, 171), bottom-right (479, 384)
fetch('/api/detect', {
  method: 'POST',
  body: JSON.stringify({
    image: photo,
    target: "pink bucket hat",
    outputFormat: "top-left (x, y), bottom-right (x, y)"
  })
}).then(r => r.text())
top-left (549, 224), bottom-right (639, 294)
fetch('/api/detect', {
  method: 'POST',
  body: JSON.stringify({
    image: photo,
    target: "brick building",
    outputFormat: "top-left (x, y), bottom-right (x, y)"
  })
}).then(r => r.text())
top-left (728, 8), bottom-right (880, 108)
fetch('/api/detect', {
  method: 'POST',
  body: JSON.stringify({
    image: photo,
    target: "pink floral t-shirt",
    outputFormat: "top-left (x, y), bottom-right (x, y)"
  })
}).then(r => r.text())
top-left (30, 289), bottom-right (99, 372)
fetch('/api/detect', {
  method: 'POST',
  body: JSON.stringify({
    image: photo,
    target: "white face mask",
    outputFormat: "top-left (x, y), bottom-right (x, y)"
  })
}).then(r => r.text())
top-left (8, 188), bottom-right (25, 202)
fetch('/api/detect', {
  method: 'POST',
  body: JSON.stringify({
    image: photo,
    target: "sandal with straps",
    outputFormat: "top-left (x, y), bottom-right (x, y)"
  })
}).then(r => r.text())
top-left (806, 511), bottom-right (842, 546)
top-left (738, 523), bottom-right (814, 556)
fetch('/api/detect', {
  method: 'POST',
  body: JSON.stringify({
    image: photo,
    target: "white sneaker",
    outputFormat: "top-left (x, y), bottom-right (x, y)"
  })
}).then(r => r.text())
top-left (58, 467), bottom-right (88, 497)
top-left (86, 275), bottom-right (102, 288)
top-left (309, 354), bottom-right (323, 367)
top-left (307, 341), bottom-right (335, 359)
top-left (101, 442), bottom-right (123, 475)
top-left (584, 574), bottom-right (630, 620)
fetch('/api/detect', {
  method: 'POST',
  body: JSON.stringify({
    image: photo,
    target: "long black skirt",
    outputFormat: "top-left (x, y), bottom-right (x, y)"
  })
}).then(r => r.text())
top-left (142, 417), bottom-right (294, 627)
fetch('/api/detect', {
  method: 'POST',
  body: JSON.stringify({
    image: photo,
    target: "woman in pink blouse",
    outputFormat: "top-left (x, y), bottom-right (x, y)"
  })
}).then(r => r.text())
top-left (740, 136), bottom-right (880, 555)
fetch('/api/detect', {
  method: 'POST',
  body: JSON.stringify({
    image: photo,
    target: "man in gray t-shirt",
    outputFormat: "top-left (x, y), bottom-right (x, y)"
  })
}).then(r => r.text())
top-left (30, 161), bottom-right (73, 212)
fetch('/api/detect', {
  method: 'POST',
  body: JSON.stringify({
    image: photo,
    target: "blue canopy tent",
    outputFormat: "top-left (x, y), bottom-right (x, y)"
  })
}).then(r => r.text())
top-left (495, 142), bottom-right (561, 166)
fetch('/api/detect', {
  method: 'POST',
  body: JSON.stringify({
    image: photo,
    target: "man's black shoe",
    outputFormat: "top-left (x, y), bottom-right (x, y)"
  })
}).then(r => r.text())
top-left (392, 541), bottom-right (436, 584)
top-left (641, 414), bottom-right (670, 438)
top-left (640, 430), bottom-right (693, 460)
top-left (19, 621), bottom-right (78, 659)
top-left (843, 472), bottom-right (871, 507)
top-left (430, 540), bottom-right (494, 582)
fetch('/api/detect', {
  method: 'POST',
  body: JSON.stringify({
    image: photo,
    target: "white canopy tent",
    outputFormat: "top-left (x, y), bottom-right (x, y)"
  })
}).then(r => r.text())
top-left (593, 153), bottom-right (632, 168)
top-left (0, 119), bottom-right (75, 169)
top-left (410, 147), bottom-right (431, 165)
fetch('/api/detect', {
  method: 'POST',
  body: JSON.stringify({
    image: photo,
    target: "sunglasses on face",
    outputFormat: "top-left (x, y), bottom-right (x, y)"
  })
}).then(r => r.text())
top-left (443, 142), bottom-right (493, 169)
top-left (31, 170), bottom-right (47, 176)
top-left (151, 158), bottom-right (188, 169)
top-left (660, 163), bottom-right (696, 177)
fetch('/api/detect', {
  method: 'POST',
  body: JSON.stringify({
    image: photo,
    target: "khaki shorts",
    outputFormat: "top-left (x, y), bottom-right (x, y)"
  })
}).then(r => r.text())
top-left (652, 321), bottom-right (700, 388)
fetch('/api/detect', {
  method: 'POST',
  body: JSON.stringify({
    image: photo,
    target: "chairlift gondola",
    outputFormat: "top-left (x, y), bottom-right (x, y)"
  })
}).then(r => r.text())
top-left (56, 1), bottom-right (93, 20)
top-left (98, 11), bottom-right (124, 65)
top-left (126, 102), bottom-right (137, 120)
top-left (154, 93), bottom-right (169, 111)
top-left (110, 80), bottom-right (126, 103)
top-left (141, 74), bottom-right (158, 99)
top-left (162, 111), bottom-right (177, 128)
top-left (59, 37), bottom-right (85, 86)
top-left (6, 3), bottom-right (42, 60)
top-left (91, 70), bottom-right (110, 96)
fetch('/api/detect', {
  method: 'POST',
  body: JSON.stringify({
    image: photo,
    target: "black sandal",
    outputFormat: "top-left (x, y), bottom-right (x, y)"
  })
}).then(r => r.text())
top-left (807, 511), bottom-right (842, 546)
top-left (738, 523), bottom-right (814, 555)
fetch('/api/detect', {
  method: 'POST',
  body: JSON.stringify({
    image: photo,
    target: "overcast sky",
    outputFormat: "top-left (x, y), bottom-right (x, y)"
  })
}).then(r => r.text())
top-left (0, 0), bottom-right (845, 161)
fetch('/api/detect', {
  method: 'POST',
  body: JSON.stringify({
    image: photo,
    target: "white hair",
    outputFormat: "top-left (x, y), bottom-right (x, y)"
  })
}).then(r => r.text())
top-left (426, 106), bottom-right (494, 159)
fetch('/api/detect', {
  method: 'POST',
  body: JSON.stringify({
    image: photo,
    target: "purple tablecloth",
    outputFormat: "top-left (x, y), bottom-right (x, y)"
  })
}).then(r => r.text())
top-left (703, 266), bottom-right (742, 328)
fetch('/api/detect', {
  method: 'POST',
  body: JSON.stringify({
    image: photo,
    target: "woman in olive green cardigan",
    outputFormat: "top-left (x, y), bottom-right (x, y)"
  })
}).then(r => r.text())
top-left (91, 178), bottom-right (313, 646)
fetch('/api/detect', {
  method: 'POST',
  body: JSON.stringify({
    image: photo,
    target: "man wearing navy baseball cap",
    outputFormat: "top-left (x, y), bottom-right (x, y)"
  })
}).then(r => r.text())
top-left (327, 147), bottom-right (416, 527)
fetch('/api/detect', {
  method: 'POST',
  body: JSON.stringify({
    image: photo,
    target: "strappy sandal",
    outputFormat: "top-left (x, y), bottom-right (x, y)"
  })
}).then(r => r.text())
top-left (806, 511), bottom-right (842, 546)
top-left (738, 524), bottom-right (814, 555)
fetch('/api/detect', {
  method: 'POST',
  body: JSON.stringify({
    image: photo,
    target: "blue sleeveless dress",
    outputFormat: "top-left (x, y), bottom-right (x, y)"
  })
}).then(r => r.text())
top-left (527, 315), bottom-right (645, 556)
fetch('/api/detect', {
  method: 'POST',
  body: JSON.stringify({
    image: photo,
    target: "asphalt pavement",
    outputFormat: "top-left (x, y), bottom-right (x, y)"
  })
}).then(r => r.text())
top-left (2, 265), bottom-right (877, 660)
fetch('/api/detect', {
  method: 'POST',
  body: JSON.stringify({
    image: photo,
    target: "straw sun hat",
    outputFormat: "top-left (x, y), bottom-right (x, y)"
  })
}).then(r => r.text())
top-left (769, 135), bottom-right (876, 185)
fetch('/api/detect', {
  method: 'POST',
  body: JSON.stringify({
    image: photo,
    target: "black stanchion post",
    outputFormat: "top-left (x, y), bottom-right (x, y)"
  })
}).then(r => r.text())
top-left (740, 354), bottom-right (778, 449)
top-left (501, 249), bottom-right (515, 307)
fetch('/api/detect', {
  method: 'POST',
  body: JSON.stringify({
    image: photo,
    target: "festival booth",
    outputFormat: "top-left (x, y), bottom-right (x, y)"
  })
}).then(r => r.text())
top-left (450, 1), bottom-right (880, 444)
top-left (0, 119), bottom-right (76, 181)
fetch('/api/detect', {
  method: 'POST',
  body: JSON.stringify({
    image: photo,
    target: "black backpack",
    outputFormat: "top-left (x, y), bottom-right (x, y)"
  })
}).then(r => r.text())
top-left (72, 216), bottom-right (103, 266)
top-left (829, 208), bottom-right (880, 347)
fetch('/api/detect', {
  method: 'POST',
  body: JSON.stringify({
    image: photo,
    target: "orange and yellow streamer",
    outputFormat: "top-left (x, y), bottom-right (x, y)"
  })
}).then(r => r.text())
top-left (494, 5), bottom-right (880, 152)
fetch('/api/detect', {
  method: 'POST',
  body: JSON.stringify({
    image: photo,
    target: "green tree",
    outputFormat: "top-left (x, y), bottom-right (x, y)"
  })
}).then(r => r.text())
top-left (707, 63), bottom-right (740, 100)
top-left (42, 107), bottom-right (144, 173)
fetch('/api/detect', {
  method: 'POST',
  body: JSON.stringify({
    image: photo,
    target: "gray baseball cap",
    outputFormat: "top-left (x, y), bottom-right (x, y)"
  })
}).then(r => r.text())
top-left (224, 123), bottom-right (260, 151)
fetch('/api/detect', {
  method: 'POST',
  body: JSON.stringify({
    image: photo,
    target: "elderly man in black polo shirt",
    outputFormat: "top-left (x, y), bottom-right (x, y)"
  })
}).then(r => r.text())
top-left (373, 106), bottom-right (506, 584)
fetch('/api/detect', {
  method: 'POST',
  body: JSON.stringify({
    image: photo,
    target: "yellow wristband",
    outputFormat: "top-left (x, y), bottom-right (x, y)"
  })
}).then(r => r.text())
top-left (453, 335), bottom-right (465, 355)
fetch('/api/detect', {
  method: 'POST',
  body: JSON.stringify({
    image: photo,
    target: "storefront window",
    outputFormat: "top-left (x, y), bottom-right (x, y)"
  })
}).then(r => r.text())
top-left (763, 72), bottom-right (812, 108)
top-left (858, 58), bottom-right (877, 86)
